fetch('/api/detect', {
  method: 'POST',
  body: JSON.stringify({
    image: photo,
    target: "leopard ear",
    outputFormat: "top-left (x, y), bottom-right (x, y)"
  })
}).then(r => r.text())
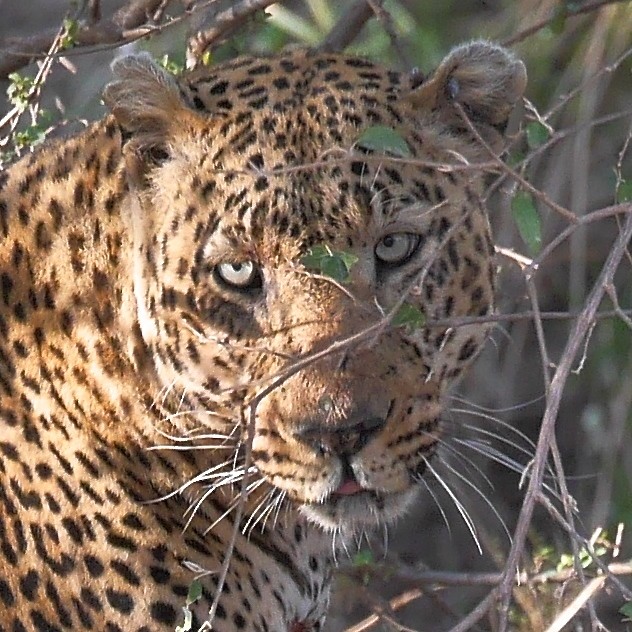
top-left (407, 41), bottom-right (526, 152)
top-left (103, 53), bottom-right (202, 152)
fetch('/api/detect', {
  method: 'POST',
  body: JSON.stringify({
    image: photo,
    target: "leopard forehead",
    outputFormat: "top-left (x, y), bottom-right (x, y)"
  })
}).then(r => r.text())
top-left (144, 51), bottom-right (482, 263)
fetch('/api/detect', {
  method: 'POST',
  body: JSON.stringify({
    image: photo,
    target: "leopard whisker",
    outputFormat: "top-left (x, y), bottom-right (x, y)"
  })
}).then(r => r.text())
top-left (454, 438), bottom-right (560, 501)
top-left (144, 458), bottom-right (237, 504)
top-left (183, 474), bottom-right (263, 532)
top-left (243, 487), bottom-right (276, 537)
top-left (435, 438), bottom-right (495, 490)
top-left (150, 427), bottom-right (237, 443)
top-left (445, 415), bottom-right (557, 483)
top-left (150, 377), bottom-right (179, 410)
top-left (270, 490), bottom-right (287, 530)
top-left (148, 444), bottom-right (236, 452)
top-left (437, 456), bottom-right (511, 543)
top-left (449, 392), bottom-right (545, 414)
top-left (422, 458), bottom-right (482, 554)
top-left (447, 406), bottom-right (537, 450)
top-left (418, 476), bottom-right (452, 538)
top-left (202, 475), bottom-right (265, 535)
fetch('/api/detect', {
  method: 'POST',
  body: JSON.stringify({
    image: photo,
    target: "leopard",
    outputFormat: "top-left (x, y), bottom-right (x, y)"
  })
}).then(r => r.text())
top-left (0, 40), bottom-right (525, 631)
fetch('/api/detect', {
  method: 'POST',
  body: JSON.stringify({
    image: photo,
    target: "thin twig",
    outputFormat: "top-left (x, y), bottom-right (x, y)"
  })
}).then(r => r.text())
top-left (318, 0), bottom-right (374, 53)
top-left (0, 0), bottom-right (170, 77)
top-left (501, 0), bottom-right (630, 46)
top-left (185, 0), bottom-right (278, 69)
top-left (496, 209), bottom-right (632, 630)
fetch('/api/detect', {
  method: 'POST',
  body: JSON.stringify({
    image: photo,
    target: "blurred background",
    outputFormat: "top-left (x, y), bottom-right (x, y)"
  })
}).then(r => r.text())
top-left (1, 1), bottom-right (631, 629)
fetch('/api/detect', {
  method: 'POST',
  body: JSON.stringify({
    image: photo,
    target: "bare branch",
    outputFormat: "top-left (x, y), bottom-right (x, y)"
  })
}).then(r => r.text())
top-left (495, 209), bottom-right (632, 630)
top-left (0, 0), bottom-right (171, 78)
top-left (318, 0), bottom-right (373, 53)
top-left (185, 0), bottom-right (278, 69)
top-left (501, 0), bottom-right (630, 47)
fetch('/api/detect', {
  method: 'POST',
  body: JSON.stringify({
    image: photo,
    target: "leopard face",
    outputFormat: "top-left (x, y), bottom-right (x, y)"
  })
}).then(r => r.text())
top-left (104, 44), bottom-right (525, 534)
top-left (0, 41), bottom-right (525, 630)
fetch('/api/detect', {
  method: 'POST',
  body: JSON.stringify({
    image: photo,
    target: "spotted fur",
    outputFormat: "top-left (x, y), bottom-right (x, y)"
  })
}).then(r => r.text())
top-left (0, 42), bottom-right (525, 630)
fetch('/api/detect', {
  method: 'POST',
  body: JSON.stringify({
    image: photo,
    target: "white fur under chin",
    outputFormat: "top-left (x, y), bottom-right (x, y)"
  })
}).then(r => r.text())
top-left (298, 486), bottom-right (420, 536)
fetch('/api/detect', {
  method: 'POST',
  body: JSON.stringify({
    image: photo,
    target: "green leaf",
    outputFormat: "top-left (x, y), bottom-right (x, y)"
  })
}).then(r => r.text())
top-left (320, 256), bottom-right (349, 282)
top-left (201, 50), bottom-right (213, 67)
top-left (526, 121), bottom-right (550, 149)
top-left (549, 5), bottom-right (568, 35)
top-left (301, 245), bottom-right (358, 282)
top-left (336, 250), bottom-right (359, 270)
top-left (60, 18), bottom-right (78, 50)
top-left (620, 601), bottom-right (632, 621)
top-left (158, 54), bottom-right (184, 76)
top-left (616, 179), bottom-right (632, 203)
top-left (392, 303), bottom-right (425, 329)
top-left (186, 579), bottom-right (203, 606)
top-left (353, 549), bottom-right (374, 567)
top-left (356, 125), bottom-right (412, 158)
top-left (511, 191), bottom-right (542, 256)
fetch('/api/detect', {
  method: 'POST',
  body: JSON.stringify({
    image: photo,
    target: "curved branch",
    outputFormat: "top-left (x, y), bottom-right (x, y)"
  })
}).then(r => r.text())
top-left (0, 0), bottom-right (168, 78)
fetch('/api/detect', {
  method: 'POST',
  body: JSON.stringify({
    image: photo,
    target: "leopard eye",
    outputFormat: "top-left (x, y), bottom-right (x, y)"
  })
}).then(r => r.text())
top-left (375, 233), bottom-right (420, 265)
top-left (215, 261), bottom-right (262, 289)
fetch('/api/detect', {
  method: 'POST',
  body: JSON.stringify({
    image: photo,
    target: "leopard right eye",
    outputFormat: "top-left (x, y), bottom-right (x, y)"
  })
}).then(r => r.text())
top-left (215, 261), bottom-right (263, 290)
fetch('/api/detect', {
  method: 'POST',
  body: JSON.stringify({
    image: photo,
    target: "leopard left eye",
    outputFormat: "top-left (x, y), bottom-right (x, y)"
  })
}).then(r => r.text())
top-left (375, 233), bottom-right (420, 265)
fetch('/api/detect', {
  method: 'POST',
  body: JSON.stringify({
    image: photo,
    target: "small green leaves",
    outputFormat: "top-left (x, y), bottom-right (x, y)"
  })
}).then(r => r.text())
top-left (392, 302), bottom-right (425, 329)
top-left (175, 579), bottom-right (203, 632)
top-left (301, 245), bottom-right (358, 282)
top-left (620, 601), bottom-right (632, 622)
top-left (158, 54), bottom-right (184, 76)
top-left (60, 18), bottom-right (79, 50)
top-left (549, 5), bottom-right (568, 35)
top-left (353, 549), bottom-right (374, 566)
top-left (201, 50), bottom-right (213, 67)
top-left (186, 579), bottom-right (203, 606)
top-left (7, 73), bottom-right (35, 111)
top-left (356, 125), bottom-right (412, 158)
top-left (511, 191), bottom-right (542, 256)
top-left (526, 121), bottom-right (550, 149)
top-left (616, 179), bottom-right (632, 203)
top-left (352, 549), bottom-right (375, 586)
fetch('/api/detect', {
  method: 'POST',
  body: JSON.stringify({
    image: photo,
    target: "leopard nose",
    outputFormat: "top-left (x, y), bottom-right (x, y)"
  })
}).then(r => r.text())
top-left (295, 415), bottom-right (386, 456)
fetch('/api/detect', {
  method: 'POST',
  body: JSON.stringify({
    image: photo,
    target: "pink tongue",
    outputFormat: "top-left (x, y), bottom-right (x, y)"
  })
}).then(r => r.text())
top-left (335, 479), bottom-right (364, 495)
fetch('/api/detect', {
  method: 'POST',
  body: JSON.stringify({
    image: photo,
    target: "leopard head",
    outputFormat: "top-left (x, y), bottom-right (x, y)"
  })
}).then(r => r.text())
top-left (104, 43), bottom-right (525, 534)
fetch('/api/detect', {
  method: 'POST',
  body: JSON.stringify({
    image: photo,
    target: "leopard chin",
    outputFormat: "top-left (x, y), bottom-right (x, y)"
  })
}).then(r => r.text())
top-left (299, 486), bottom-right (421, 533)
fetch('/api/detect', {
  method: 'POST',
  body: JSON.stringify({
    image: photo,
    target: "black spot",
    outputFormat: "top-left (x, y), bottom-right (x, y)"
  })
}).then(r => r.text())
top-left (208, 80), bottom-right (229, 95)
top-left (30, 610), bottom-right (62, 632)
top-left (80, 586), bottom-right (102, 611)
top-left (19, 569), bottom-right (39, 600)
top-left (105, 588), bottom-right (134, 614)
top-left (233, 612), bottom-right (247, 629)
top-left (0, 578), bottom-right (15, 606)
top-left (350, 161), bottom-right (366, 176)
top-left (247, 63), bottom-right (272, 75)
top-left (272, 76), bottom-right (290, 89)
top-left (150, 601), bottom-right (177, 625)
top-left (458, 337), bottom-right (478, 362)
top-left (149, 565), bottom-right (170, 584)
top-left (84, 554), bottom-right (105, 578)
top-left (110, 560), bottom-right (140, 586)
